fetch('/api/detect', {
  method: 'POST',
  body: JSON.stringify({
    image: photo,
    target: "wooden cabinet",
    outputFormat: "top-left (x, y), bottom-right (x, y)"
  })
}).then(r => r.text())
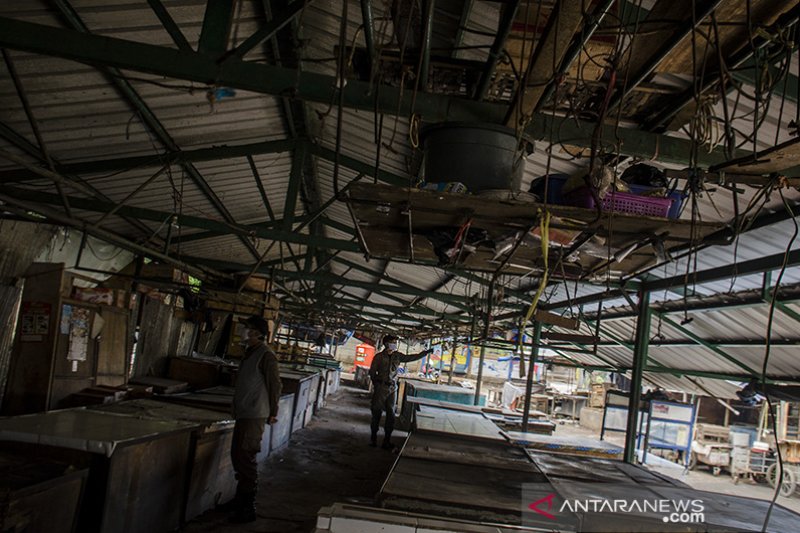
top-left (2, 263), bottom-right (130, 415)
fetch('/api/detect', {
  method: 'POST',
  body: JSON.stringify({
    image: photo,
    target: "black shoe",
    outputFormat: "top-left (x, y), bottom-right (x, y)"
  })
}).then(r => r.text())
top-left (381, 439), bottom-right (393, 450)
top-left (228, 507), bottom-right (257, 523)
top-left (370, 434), bottom-right (378, 447)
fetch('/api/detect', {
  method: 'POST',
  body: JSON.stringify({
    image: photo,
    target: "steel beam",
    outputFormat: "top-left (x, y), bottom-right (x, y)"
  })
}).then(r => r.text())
top-left (360, 0), bottom-right (376, 72)
top-left (642, 249), bottom-right (800, 293)
top-left (624, 290), bottom-right (650, 464)
top-left (521, 320), bottom-right (542, 432)
top-left (147, 0), bottom-right (192, 52)
top-left (0, 15), bottom-right (751, 167)
top-left (226, 0), bottom-right (309, 59)
top-left (283, 145), bottom-right (305, 230)
top-left (187, 259), bottom-right (478, 303)
top-left (0, 192), bottom-right (222, 280)
top-left (332, 256), bottom-right (474, 313)
top-left (606, 0), bottom-right (724, 112)
top-left (50, 0), bottom-right (260, 261)
top-left (475, 0), bottom-right (519, 100)
top-left (198, 0), bottom-right (235, 55)
top-left (657, 314), bottom-right (760, 375)
top-left (532, 0), bottom-right (616, 113)
top-left (643, 3), bottom-right (800, 131)
top-left (0, 139), bottom-right (296, 183)
top-left (0, 186), bottom-right (360, 253)
top-left (420, 0), bottom-right (436, 90)
top-left (505, 0), bottom-right (584, 123)
top-left (0, 124), bottom-right (157, 239)
top-left (170, 215), bottom-right (311, 244)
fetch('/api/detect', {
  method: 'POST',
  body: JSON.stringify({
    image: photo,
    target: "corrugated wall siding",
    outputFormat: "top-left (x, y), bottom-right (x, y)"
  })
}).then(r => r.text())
top-left (133, 295), bottom-right (184, 377)
top-left (0, 220), bottom-right (56, 284)
top-left (0, 285), bottom-right (22, 409)
top-left (0, 220), bottom-right (52, 408)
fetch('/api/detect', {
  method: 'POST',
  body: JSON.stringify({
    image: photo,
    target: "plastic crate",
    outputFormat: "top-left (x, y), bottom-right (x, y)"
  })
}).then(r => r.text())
top-left (565, 187), bottom-right (674, 218)
top-left (628, 184), bottom-right (685, 219)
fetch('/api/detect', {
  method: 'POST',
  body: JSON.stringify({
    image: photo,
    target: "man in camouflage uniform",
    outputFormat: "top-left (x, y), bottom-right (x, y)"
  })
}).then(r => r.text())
top-left (368, 335), bottom-right (432, 449)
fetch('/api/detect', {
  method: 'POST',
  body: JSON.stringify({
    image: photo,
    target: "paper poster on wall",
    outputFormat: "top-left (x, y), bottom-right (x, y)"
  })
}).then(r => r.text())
top-left (67, 307), bottom-right (90, 362)
top-left (61, 305), bottom-right (72, 334)
top-left (19, 301), bottom-right (51, 342)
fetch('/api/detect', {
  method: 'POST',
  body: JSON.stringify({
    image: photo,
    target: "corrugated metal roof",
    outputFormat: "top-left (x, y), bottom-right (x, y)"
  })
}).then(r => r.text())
top-left (2, 0), bottom-right (800, 391)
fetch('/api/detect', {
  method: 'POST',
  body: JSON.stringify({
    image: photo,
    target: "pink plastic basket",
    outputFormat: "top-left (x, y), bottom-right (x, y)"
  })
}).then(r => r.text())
top-left (565, 187), bottom-right (673, 218)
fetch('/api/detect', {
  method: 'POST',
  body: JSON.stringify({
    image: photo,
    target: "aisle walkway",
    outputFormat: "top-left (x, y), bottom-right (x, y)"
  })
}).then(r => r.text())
top-left (184, 386), bottom-right (399, 532)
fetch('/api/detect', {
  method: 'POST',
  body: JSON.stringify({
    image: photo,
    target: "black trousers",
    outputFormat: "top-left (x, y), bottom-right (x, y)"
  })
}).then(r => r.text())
top-left (370, 387), bottom-right (396, 439)
top-left (231, 418), bottom-right (266, 498)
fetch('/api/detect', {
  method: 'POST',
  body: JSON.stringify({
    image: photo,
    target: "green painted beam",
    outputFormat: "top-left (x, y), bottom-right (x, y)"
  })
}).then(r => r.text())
top-left (731, 56), bottom-right (799, 104)
top-left (272, 269), bottom-right (475, 303)
top-left (658, 314), bottom-right (759, 375)
top-left (147, 0), bottom-right (192, 52)
top-left (0, 121), bottom-right (158, 239)
top-left (0, 186), bottom-right (360, 253)
top-left (644, 250), bottom-right (800, 293)
top-left (0, 139), bottom-right (296, 183)
top-left (170, 215), bottom-right (311, 244)
top-left (181, 253), bottom-right (477, 304)
top-left (624, 290), bottom-right (650, 463)
top-left (332, 295), bottom-right (467, 321)
top-left (545, 359), bottom-right (766, 383)
top-left (51, 0), bottom-right (260, 261)
top-left (0, 15), bottom-right (749, 167)
top-left (774, 300), bottom-right (800, 326)
top-left (227, 0), bottom-right (309, 59)
top-left (198, 0), bottom-right (235, 55)
top-left (282, 301), bottom-right (419, 325)
top-left (591, 339), bottom-right (800, 348)
top-left (309, 143), bottom-right (407, 186)
top-left (331, 256), bottom-right (475, 313)
top-left (283, 144), bottom-right (304, 230)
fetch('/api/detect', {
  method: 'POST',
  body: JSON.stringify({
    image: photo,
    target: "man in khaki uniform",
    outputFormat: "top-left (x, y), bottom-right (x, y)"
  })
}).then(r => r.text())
top-left (220, 315), bottom-right (282, 523)
top-left (368, 335), bottom-right (432, 449)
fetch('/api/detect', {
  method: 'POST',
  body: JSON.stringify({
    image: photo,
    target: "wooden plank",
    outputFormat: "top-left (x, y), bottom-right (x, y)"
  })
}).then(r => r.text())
top-left (382, 457), bottom-right (546, 513)
top-left (535, 310), bottom-right (580, 330)
top-left (129, 376), bottom-right (189, 394)
top-left (346, 183), bottom-right (726, 278)
top-left (711, 136), bottom-right (800, 176)
top-left (402, 432), bottom-right (540, 473)
top-left (415, 407), bottom-right (505, 442)
top-left (96, 308), bottom-right (129, 387)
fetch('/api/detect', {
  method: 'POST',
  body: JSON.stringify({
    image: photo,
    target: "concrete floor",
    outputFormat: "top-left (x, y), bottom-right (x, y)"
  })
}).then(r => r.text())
top-left (184, 388), bottom-right (800, 531)
top-left (183, 385), bottom-right (399, 532)
top-left (552, 420), bottom-right (800, 515)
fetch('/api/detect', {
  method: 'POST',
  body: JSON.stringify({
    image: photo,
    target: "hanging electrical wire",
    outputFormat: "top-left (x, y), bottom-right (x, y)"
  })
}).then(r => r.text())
top-left (760, 187), bottom-right (799, 532)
